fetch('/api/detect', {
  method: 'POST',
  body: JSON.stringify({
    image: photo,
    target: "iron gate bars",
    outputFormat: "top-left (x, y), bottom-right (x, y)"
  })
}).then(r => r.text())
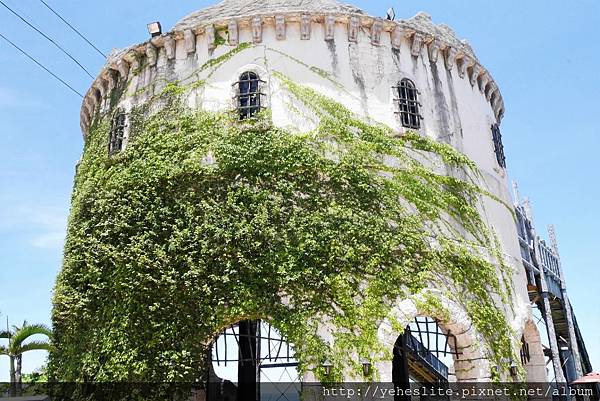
top-left (211, 320), bottom-right (298, 368)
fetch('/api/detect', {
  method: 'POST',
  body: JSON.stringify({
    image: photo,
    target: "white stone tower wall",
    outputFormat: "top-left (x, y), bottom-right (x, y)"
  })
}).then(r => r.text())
top-left (80, 5), bottom-right (544, 382)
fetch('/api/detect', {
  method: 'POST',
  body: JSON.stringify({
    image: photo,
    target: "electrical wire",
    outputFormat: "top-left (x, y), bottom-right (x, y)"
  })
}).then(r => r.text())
top-left (38, 0), bottom-right (106, 58)
top-left (0, 0), bottom-right (94, 79)
top-left (0, 31), bottom-right (84, 97)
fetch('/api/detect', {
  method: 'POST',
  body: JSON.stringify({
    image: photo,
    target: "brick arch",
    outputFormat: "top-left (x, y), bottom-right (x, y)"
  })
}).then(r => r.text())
top-left (519, 318), bottom-right (548, 382)
top-left (375, 291), bottom-right (492, 382)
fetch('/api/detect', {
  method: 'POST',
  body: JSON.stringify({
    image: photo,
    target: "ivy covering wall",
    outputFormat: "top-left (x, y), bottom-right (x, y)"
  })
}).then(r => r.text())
top-left (50, 44), bottom-right (519, 388)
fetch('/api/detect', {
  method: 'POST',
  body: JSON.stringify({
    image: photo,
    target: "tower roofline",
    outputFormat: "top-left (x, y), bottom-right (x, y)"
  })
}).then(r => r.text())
top-left (80, 2), bottom-right (505, 136)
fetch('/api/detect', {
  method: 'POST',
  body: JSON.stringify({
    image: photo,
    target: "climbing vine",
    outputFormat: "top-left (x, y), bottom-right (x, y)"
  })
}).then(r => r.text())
top-left (50, 45), bottom-right (519, 391)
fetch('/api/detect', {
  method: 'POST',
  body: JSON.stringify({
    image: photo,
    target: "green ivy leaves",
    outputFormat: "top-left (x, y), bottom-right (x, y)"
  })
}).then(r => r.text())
top-left (50, 76), bottom-right (517, 387)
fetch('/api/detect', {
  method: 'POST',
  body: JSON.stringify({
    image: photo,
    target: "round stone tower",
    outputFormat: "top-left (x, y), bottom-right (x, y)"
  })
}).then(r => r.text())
top-left (53, 0), bottom-right (547, 393)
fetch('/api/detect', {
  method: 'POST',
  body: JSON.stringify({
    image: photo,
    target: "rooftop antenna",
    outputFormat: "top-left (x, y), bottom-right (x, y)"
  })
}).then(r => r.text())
top-left (386, 7), bottom-right (396, 21)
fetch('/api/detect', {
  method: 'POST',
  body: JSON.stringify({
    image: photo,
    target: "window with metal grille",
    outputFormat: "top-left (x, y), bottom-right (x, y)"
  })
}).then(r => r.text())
top-left (108, 112), bottom-right (126, 156)
top-left (491, 123), bottom-right (506, 168)
top-left (235, 71), bottom-right (264, 120)
top-left (395, 78), bottom-right (422, 129)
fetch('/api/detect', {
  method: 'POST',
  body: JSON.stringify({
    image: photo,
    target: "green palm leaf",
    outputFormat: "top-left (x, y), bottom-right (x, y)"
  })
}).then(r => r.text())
top-left (11, 324), bottom-right (52, 349)
top-left (18, 340), bottom-right (52, 354)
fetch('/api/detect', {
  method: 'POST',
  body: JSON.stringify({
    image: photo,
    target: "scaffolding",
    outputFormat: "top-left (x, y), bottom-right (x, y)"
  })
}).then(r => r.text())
top-left (513, 183), bottom-right (594, 388)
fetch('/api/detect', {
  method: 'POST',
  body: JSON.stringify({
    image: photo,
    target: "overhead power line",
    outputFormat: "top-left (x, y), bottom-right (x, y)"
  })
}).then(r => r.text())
top-left (0, 0), bottom-right (94, 79)
top-left (38, 0), bottom-right (106, 59)
top-left (0, 31), bottom-right (83, 97)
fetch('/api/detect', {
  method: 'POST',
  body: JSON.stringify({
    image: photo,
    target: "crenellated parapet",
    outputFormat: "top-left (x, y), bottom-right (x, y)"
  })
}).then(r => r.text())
top-left (80, 6), bottom-right (504, 136)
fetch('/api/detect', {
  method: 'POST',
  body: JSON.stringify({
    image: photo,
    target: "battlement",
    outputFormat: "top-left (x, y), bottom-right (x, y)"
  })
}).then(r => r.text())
top-left (80, 4), bottom-right (504, 136)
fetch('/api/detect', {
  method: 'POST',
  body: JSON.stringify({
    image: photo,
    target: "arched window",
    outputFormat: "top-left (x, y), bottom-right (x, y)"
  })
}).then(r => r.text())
top-left (491, 123), bottom-right (506, 168)
top-left (108, 112), bottom-right (126, 155)
top-left (395, 79), bottom-right (422, 129)
top-left (236, 71), bottom-right (263, 120)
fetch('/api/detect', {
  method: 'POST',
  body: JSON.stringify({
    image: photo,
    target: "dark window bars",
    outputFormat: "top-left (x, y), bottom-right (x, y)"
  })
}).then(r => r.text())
top-left (394, 78), bottom-right (422, 129)
top-left (491, 123), bottom-right (506, 168)
top-left (108, 112), bottom-right (126, 156)
top-left (234, 71), bottom-right (266, 120)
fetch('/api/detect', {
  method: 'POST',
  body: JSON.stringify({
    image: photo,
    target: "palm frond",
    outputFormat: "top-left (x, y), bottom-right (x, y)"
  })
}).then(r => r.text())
top-left (11, 320), bottom-right (28, 332)
top-left (0, 330), bottom-right (11, 339)
top-left (18, 340), bottom-right (52, 354)
top-left (0, 344), bottom-right (8, 355)
top-left (11, 324), bottom-right (52, 348)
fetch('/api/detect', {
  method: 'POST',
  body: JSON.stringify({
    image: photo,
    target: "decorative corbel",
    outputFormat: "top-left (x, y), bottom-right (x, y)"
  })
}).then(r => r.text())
top-left (469, 64), bottom-right (481, 87)
top-left (371, 19), bottom-right (383, 46)
top-left (84, 96), bottom-right (94, 116)
top-left (428, 39), bottom-right (441, 63)
top-left (252, 17), bottom-right (262, 44)
top-left (206, 25), bottom-right (216, 51)
top-left (275, 15), bottom-right (286, 40)
top-left (116, 59), bottom-right (130, 80)
top-left (486, 82), bottom-right (497, 101)
top-left (184, 29), bottom-right (196, 54)
top-left (91, 86), bottom-right (101, 105)
top-left (456, 55), bottom-right (469, 78)
top-left (391, 26), bottom-right (402, 50)
top-left (495, 106), bottom-right (505, 122)
top-left (410, 32), bottom-right (424, 57)
top-left (492, 96), bottom-right (503, 120)
top-left (106, 69), bottom-right (118, 92)
top-left (300, 14), bottom-right (311, 40)
top-left (445, 46), bottom-right (457, 70)
top-left (228, 20), bottom-right (239, 46)
top-left (445, 46), bottom-right (458, 71)
top-left (97, 78), bottom-right (108, 99)
top-left (491, 94), bottom-right (500, 109)
top-left (80, 110), bottom-right (89, 128)
top-left (146, 43), bottom-right (158, 67)
top-left (129, 55), bottom-right (141, 73)
top-left (163, 35), bottom-right (176, 60)
top-left (478, 73), bottom-right (490, 93)
top-left (325, 15), bottom-right (335, 41)
top-left (348, 16), bottom-right (360, 43)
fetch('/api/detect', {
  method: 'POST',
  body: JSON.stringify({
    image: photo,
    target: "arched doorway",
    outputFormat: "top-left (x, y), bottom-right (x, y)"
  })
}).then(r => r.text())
top-left (378, 295), bottom-right (492, 385)
top-left (208, 319), bottom-right (300, 401)
top-left (392, 317), bottom-right (461, 400)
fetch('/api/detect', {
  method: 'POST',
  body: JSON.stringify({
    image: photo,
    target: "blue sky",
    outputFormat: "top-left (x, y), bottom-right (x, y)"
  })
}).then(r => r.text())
top-left (1, 0), bottom-right (598, 381)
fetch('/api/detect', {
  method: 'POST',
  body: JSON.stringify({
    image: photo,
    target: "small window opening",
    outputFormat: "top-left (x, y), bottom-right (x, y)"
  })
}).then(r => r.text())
top-left (520, 335), bottom-right (531, 365)
top-left (491, 123), bottom-right (506, 168)
top-left (395, 78), bottom-right (422, 129)
top-left (108, 112), bottom-right (126, 156)
top-left (236, 71), bottom-right (264, 120)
